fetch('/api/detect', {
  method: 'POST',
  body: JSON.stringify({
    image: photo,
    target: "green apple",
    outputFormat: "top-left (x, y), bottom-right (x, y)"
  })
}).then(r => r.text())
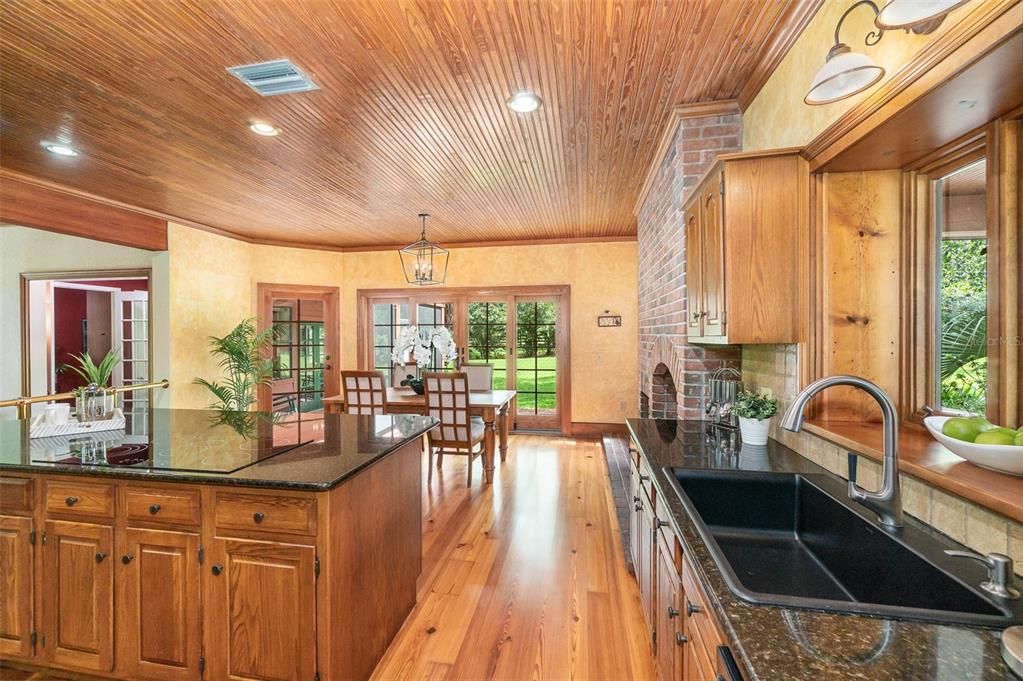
top-left (975, 430), bottom-right (1017, 446)
top-left (970, 417), bottom-right (997, 432)
top-left (942, 417), bottom-right (986, 442)
top-left (1015, 432), bottom-right (1023, 446)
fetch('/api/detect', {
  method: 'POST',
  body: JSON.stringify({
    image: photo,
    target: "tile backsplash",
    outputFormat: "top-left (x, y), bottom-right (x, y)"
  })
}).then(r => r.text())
top-left (742, 343), bottom-right (1023, 567)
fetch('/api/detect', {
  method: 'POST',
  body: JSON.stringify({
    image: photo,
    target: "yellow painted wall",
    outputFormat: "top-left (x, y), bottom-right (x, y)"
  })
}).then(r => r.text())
top-left (340, 242), bottom-right (639, 424)
top-left (743, 0), bottom-right (976, 150)
top-left (166, 223), bottom-right (638, 423)
top-left (167, 223), bottom-right (344, 409)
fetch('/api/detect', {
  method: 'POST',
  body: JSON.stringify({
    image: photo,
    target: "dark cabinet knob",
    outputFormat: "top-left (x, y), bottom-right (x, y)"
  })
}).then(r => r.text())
top-left (253, 512), bottom-right (265, 524)
top-left (149, 504), bottom-right (161, 515)
top-left (675, 632), bottom-right (688, 646)
top-left (667, 606), bottom-right (679, 619)
top-left (65, 496), bottom-right (79, 506)
top-left (95, 552), bottom-right (108, 563)
top-left (686, 599), bottom-right (702, 616)
top-left (122, 554), bottom-right (134, 565)
top-left (634, 504), bottom-right (642, 512)
top-left (639, 474), bottom-right (650, 482)
top-left (211, 564), bottom-right (224, 576)
top-left (656, 519), bottom-right (670, 529)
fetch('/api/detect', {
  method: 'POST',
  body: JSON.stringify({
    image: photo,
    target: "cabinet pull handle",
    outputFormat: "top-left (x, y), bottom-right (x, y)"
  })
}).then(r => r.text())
top-left (95, 552), bottom-right (108, 563)
top-left (211, 564), bottom-right (224, 576)
top-left (253, 512), bottom-right (266, 524)
top-left (149, 504), bottom-right (161, 515)
top-left (634, 504), bottom-right (642, 512)
top-left (633, 496), bottom-right (640, 503)
top-left (656, 519), bottom-right (670, 529)
top-left (692, 311), bottom-right (701, 321)
top-left (675, 632), bottom-right (688, 646)
top-left (667, 606), bottom-right (679, 619)
top-left (639, 474), bottom-right (650, 482)
top-left (65, 496), bottom-right (79, 506)
top-left (686, 599), bottom-right (702, 616)
top-left (122, 554), bottom-right (134, 565)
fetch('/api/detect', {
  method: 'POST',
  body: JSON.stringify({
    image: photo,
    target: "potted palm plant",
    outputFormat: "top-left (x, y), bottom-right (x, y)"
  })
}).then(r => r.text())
top-left (734, 390), bottom-right (778, 446)
top-left (194, 318), bottom-right (276, 412)
top-left (67, 349), bottom-right (120, 421)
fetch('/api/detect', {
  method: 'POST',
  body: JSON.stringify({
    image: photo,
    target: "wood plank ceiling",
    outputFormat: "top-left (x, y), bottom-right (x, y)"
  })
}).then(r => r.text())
top-left (0, 0), bottom-right (819, 249)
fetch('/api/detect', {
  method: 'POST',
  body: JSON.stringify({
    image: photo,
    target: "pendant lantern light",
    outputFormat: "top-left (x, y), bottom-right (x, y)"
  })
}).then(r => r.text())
top-left (399, 213), bottom-right (449, 287)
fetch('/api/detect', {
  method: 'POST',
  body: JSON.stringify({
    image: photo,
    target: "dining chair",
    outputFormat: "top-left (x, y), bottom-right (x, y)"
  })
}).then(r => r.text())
top-left (422, 371), bottom-right (485, 486)
top-left (462, 363), bottom-right (493, 392)
top-left (340, 370), bottom-right (387, 415)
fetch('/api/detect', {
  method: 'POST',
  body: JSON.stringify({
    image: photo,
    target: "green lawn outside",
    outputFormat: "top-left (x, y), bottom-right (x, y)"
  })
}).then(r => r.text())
top-left (467, 356), bottom-right (556, 411)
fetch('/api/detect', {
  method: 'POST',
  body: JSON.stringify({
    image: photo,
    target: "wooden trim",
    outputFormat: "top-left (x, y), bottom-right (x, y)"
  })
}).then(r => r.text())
top-left (805, 0), bottom-right (1022, 170)
top-left (340, 235), bottom-right (636, 253)
top-left (256, 283), bottom-right (341, 413)
top-left (737, 0), bottom-right (825, 110)
top-left (571, 421), bottom-right (629, 438)
top-left (633, 100), bottom-right (741, 215)
top-left (19, 268), bottom-right (153, 401)
top-left (0, 174), bottom-right (166, 251)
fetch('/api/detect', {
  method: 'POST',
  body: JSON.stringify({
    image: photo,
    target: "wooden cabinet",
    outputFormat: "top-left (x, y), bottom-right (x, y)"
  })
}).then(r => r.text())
top-left (683, 149), bottom-right (807, 344)
top-left (681, 555), bottom-right (729, 681)
top-left (117, 527), bottom-right (201, 681)
top-left (628, 458), bottom-right (642, 571)
top-left (206, 537), bottom-right (317, 681)
top-left (0, 514), bottom-right (35, 659)
top-left (637, 485), bottom-right (655, 640)
top-left (42, 520), bottom-right (115, 672)
top-left (655, 537), bottom-right (683, 681)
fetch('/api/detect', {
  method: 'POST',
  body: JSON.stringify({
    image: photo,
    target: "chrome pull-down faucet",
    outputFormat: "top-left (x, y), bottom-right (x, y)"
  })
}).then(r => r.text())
top-left (780, 375), bottom-right (903, 529)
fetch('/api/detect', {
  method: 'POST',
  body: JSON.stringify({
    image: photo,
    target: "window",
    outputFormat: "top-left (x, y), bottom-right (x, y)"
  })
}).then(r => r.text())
top-left (933, 159), bottom-right (988, 414)
top-left (371, 300), bottom-right (409, 385)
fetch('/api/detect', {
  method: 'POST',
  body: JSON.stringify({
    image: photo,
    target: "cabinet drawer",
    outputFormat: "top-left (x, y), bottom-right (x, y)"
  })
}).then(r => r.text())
top-left (682, 558), bottom-right (727, 667)
top-left (124, 487), bottom-right (201, 526)
top-left (214, 492), bottom-right (317, 536)
top-left (44, 480), bottom-right (114, 518)
top-left (637, 455), bottom-right (654, 501)
top-left (0, 477), bottom-right (34, 514)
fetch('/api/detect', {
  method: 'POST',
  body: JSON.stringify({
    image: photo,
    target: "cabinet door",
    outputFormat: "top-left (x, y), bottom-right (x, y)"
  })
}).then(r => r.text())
top-left (207, 537), bottom-right (316, 681)
top-left (655, 540), bottom-right (682, 681)
top-left (628, 462), bottom-right (641, 570)
top-left (0, 515), bottom-right (34, 660)
top-left (42, 520), bottom-right (114, 672)
top-left (118, 527), bottom-right (201, 681)
top-left (637, 492), bottom-right (654, 642)
top-left (684, 201), bottom-right (705, 337)
top-left (701, 175), bottom-right (726, 338)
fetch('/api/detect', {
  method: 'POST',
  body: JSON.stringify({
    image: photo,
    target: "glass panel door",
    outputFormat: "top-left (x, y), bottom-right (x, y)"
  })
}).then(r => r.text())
top-left (466, 301), bottom-right (507, 389)
top-left (415, 301), bottom-right (456, 371)
top-left (515, 299), bottom-right (559, 429)
top-left (115, 291), bottom-right (149, 427)
top-left (371, 299), bottom-right (410, 386)
top-left (271, 298), bottom-right (327, 443)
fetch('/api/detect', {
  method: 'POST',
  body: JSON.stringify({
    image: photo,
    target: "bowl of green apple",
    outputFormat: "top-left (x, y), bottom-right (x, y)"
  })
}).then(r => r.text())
top-left (923, 415), bottom-right (1023, 476)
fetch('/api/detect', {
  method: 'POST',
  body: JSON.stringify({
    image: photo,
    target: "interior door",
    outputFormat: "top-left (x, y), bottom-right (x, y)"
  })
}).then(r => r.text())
top-left (701, 174), bottom-right (726, 338)
top-left (465, 299), bottom-right (508, 390)
top-left (113, 290), bottom-right (150, 418)
top-left (259, 285), bottom-right (340, 445)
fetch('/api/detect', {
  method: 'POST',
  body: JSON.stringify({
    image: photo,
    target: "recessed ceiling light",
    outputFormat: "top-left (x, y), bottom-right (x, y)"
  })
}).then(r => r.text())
top-left (506, 92), bottom-right (542, 113)
top-left (249, 121), bottom-right (280, 136)
top-left (42, 142), bottom-right (78, 157)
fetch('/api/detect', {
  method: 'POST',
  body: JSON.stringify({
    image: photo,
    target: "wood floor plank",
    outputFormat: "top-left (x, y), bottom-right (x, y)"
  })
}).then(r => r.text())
top-left (372, 435), bottom-right (656, 681)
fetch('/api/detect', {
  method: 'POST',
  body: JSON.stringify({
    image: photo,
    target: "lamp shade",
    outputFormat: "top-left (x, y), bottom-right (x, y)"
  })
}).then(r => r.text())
top-left (804, 44), bottom-right (885, 105)
top-left (875, 0), bottom-right (970, 29)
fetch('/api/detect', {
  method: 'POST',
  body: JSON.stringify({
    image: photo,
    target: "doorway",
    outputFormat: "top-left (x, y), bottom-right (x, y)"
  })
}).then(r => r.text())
top-left (359, 286), bottom-right (570, 433)
top-left (257, 284), bottom-right (340, 444)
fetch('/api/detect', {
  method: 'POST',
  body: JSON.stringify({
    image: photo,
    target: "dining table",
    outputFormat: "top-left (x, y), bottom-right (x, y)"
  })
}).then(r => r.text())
top-left (323, 387), bottom-right (516, 484)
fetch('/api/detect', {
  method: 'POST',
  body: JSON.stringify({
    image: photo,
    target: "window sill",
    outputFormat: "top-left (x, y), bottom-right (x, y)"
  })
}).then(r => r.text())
top-left (804, 419), bottom-right (1023, 524)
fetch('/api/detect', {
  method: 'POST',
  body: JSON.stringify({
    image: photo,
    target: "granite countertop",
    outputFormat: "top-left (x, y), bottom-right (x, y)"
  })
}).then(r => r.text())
top-left (626, 418), bottom-right (1016, 681)
top-left (0, 409), bottom-right (437, 490)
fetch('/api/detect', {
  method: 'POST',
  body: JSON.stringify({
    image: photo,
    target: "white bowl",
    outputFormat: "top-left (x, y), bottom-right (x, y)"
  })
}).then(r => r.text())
top-left (923, 416), bottom-right (1023, 476)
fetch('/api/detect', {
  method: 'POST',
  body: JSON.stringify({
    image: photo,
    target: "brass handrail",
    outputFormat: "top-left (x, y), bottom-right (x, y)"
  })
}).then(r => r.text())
top-left (0, 380), bottom-right (170, 420)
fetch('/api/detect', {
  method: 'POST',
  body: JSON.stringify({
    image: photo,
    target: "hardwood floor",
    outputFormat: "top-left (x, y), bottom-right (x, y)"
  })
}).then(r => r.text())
top-left (372, 434), bottom-right (655, 681)
top-left (1, 435), bottom-right (654, 681)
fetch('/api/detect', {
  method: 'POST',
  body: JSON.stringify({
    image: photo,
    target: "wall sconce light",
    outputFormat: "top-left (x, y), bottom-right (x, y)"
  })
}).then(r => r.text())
top-left (805, 0), bottom-right (972, 105)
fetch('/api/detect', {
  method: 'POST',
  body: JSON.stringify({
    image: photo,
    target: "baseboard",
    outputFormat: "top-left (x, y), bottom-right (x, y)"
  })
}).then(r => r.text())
top-left (570, 421), bottom-right (629, 438)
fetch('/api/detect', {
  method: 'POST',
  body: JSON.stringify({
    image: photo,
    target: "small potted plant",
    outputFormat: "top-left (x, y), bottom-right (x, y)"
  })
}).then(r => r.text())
top-left (68, 349), bottom-right (120, 421)
top-left (734, 390), bottom-right (778, 446)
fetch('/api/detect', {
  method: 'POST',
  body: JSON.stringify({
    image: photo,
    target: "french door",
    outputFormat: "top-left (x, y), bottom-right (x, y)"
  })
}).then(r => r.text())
top-left (360, 286), bottom-right (569, 432)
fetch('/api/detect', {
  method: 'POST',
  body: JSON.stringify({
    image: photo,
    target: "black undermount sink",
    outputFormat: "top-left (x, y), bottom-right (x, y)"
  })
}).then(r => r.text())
top-left (666, 469), bottom-right (1023, 628)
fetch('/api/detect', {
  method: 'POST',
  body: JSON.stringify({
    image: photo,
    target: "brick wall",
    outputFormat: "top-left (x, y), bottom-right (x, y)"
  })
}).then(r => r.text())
top-left (637, 112), bottom-right (743, 418)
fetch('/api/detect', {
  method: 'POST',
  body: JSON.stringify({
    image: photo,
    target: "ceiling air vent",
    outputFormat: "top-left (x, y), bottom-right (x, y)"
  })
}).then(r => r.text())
top-left (226, 59), bottom-right (319, 97)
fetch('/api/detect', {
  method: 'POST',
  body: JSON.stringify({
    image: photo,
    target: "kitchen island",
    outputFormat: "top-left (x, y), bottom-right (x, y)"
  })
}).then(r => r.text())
top-left (0, 408), bottom-right (437, 681)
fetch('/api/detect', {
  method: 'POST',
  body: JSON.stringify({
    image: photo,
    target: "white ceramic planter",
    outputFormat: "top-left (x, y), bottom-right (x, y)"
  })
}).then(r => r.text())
top-left (739, 416), bottom-right (770, 446)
